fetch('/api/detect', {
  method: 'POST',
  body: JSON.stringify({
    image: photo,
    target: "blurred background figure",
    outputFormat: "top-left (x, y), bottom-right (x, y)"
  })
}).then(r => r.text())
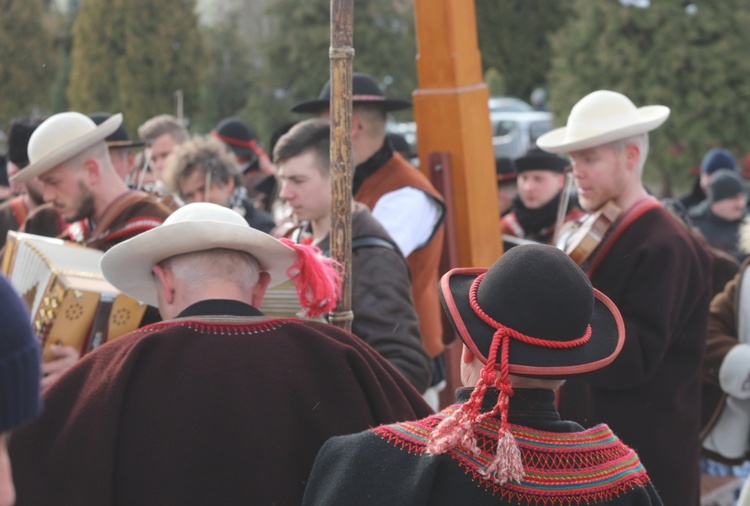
top-left (0, 117), bottom-right (49, 249)
top-left (500, 148), bottom-right (583, 245)
top-left (89, 112), bottom-right (145, 184)
top-left (211, 117), bottom-right (276, 212)
top-left (163, 135), bottom-right (275, 233)
top-left (137, 114), bottom-right (189, 185)
top-left (495, 157), bottom-right (517, 216)
top-left (680, 148), bottom-right (737, 211)
top-left (690, 169), bottom-right (748, 262)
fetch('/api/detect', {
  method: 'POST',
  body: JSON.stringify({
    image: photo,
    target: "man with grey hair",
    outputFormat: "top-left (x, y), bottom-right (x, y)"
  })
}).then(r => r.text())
top-left (7, 202), bottom-right (431, 505)
top-left (537, 90), bottom-right (711, 505)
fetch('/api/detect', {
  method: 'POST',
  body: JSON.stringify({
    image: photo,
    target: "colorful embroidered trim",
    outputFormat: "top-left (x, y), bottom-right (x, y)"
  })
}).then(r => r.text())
top-left (376, 407), bottom-right (651, 503)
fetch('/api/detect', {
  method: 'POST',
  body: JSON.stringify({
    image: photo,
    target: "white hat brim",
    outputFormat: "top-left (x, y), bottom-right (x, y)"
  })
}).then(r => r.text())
top-left (537, 105), bottom-right (670, 154)
top-left (12, 113), bottom-right (123, 183)
top-left (100, 220), bottom-right (297, 307)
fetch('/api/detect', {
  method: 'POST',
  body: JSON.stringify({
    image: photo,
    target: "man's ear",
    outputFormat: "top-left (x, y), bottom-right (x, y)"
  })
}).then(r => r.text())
top-left (81, 158), bottom-right (100, 185)
top-left (152, 264), bottom-right (175, 305)
top-left (462, 345), bottom-right (475, 364)
top-left (251, 271), bottom-right (272, 308)
top-left (625, 143), bottom-right (641, 173)
top-left (351, 113), bottom-right (364, 139)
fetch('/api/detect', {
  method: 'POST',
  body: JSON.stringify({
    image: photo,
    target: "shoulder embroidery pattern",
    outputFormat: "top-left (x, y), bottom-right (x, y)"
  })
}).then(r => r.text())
top-left (374, 406), bottom-right (651, 503)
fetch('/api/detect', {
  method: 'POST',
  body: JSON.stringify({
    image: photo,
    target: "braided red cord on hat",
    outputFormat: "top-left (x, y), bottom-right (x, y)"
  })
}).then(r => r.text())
top-left (278, 238), bottom-right (342, 318)
top-left (427, 273), bottom-right (591, 486)
top-left (211, 131), bottom-right (270, 160)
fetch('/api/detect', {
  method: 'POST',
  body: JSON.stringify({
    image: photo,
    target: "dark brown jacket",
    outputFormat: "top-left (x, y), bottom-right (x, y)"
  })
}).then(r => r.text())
top-left (315, 203), bottom-right (432, 392)
top-left (559, 205), bottom-right (711, 506)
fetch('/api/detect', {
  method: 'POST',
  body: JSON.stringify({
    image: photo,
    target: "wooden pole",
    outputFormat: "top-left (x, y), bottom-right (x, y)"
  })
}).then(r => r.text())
top-left (327, 0), bottom-right (354, 331)
top-left (412, 0), bottom-right (501, 268)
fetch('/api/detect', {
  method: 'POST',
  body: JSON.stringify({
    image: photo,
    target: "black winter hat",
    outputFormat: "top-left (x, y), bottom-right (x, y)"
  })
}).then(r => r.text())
top-left (709, 169), bottom-right (745, 203)
top-left (0, 275), bottom-right (42, 432)
top-left (291, 73), bottom-right (412, 114)
top-left (495, 157), bottom-right (516, 182)
top-left (211, 117), bottom-right (263, 161)
top-left (6, 117), bottom-right (45, 169)
top-left (513, 148), bottom-right (568, 174)
top-left (89, 112), bottom-right (144, 149)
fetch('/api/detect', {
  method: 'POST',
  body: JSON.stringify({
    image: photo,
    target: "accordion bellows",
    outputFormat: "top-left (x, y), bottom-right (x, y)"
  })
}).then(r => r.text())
top-left (2, 232), bottom-right (145, 362)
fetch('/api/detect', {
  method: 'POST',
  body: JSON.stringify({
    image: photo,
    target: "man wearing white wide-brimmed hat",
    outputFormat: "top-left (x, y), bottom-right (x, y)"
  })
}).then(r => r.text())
top-left (537, 90), bottom-right (711, 505)
top-left (8, 202), bottom-right (432, 505)
top-left (12, 112), bottom-right (171, 251)
top-left (10, 111), bottom-right (173, 388)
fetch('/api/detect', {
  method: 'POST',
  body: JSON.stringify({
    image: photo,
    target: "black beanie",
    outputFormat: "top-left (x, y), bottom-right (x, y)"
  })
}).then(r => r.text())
top-left (0, 275), bottom-right (42, 432)
top-left (709, 169), bottom-right (745, 203)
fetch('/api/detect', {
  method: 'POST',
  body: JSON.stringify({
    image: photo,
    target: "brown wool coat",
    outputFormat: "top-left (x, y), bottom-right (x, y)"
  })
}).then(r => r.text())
top-left (558, 205), bottom-right (711, 506)
top-left (9, 307), bottom-right (433, 505)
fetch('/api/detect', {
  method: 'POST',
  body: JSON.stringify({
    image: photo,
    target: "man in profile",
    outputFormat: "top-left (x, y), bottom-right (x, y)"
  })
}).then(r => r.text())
top-left (275, 118), bottom-right (432, 392)
top-left (9, 202), bottom-right (431, 505)
top-left (12, 111), bottom-right (171, 387)
top-left (294, 73), bottom-right (447, 406)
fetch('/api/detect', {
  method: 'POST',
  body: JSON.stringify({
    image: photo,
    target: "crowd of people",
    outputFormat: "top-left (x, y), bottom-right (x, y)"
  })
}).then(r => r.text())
top-left (1, 75), bottom-right (750, 504)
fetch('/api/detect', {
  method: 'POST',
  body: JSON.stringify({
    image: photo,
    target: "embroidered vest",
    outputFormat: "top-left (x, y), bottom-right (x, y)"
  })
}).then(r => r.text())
top-left (355, 152), bottom-right (446, 357)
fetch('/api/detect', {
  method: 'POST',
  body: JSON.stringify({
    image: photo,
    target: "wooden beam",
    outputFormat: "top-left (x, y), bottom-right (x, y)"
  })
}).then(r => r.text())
top-left (412, 0), bottom-right (501, 268)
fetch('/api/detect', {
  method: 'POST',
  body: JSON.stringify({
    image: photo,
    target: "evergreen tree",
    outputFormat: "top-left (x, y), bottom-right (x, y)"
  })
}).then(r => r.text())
top-left (67, 0), bottom-right (206, 135)
top-left (0, 0), bottom-right (58, 127)
top-left (253, 0), bottom-right (417, 140)
top-left (67, 0), bottom-right (122, 115)
top-left (193, 15), bottom-right (255, 133)
top-left (548, 0), bottom-right (750, 190)
top-left (475, 0), bottom-right (574, 100)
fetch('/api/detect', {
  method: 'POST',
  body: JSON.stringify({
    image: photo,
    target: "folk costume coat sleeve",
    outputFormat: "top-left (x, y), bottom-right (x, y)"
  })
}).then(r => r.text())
top-left (559, 205), bottom-right (712, 506)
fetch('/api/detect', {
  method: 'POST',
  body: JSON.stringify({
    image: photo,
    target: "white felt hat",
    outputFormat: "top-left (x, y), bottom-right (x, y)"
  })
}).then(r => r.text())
top-left (537, 90), bottom-right (670, 154)
top-left (12, 112), bottom-right (122, 183)
top-left (100, 203), bottom-right (297, 307)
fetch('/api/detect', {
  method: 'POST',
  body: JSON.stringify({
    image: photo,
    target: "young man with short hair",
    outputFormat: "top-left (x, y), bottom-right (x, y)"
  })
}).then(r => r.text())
top-left (275, 118), bottom-right (432, 392)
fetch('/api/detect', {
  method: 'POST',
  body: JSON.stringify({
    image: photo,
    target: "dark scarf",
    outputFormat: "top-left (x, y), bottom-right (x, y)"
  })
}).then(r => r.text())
top-left (352, 141), bottom-right (394, 196)
top-left (512, 191), bottom-right (563, 236)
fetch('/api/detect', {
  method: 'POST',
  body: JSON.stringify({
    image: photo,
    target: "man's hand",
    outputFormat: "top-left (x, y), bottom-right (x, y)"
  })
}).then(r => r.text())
top-left (41, 345), bottom-right (80, 389)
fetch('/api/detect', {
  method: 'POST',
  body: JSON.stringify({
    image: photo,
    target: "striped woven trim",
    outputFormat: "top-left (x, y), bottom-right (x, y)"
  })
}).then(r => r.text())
top-left (138, 316), bottom-right (297, 336)
top-left (375, 407), bottom-right (651, 503)
top-left (90, 216), bottom-right (165, 245)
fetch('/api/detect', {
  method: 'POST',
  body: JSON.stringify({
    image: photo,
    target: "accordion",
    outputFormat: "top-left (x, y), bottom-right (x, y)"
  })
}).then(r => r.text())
top-left (2, 231), bottom-right (146, 362)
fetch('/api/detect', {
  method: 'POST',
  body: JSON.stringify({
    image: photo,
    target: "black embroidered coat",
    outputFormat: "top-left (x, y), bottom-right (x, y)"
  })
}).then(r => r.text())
top-left (302, 388), bottom-right (662, 505)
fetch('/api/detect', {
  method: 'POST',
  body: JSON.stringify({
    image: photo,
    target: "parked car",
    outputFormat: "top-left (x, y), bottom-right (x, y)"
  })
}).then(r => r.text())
top-left (490, 109), bottom-right (554, 160)
top-left (488, 96), bottom-right (534, 114)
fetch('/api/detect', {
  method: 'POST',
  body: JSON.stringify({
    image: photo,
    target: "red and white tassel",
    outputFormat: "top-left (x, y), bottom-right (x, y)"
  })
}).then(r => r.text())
top-left (278, 238), bottom-right (342, 317)
top-left (482, 429), bottom-right (525, 485)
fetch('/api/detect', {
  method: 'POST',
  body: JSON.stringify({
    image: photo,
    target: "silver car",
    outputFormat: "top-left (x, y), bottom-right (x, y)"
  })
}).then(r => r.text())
top-left (490, 109), bottom-right (554, 160)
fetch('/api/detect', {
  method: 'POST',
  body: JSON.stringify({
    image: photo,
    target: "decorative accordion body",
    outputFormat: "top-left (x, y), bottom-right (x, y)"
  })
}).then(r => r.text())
top-left (2, 232), bottom-right (146, 362)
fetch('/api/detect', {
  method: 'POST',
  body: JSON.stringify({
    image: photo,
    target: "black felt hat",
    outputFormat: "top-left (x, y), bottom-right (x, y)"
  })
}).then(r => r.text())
top-left (211, 117), bottom-right (260, 159)
top-left (291, 73), bottom-right (412, 114)
top-left (439, 243), bottom-right (623, 377)
top-left (89, 112), bottom-right (144, 149)
top-left (495, 157), bottom-right (516, 182)
top-left (513, 148), bottom-right (568, 174)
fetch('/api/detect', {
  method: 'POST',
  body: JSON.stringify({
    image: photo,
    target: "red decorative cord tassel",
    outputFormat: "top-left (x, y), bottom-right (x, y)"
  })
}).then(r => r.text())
top-left (278, 238), bottom-right (342, 317)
